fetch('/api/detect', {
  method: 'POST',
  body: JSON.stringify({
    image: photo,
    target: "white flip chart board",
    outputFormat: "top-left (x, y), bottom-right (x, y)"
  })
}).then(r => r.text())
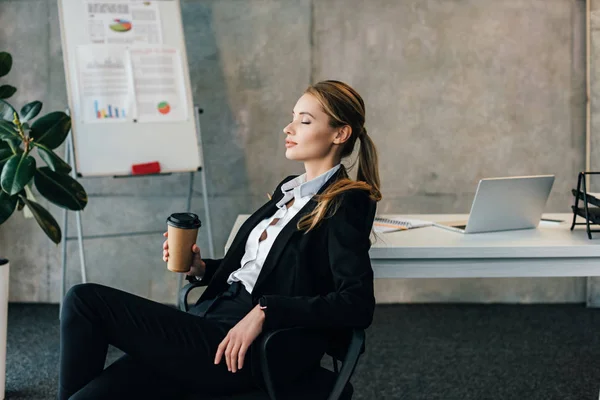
top-left (57, 0), bottom-right (201, 176)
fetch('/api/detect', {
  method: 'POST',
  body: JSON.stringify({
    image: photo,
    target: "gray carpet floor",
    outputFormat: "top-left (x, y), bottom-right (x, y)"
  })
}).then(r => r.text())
top-left (5, 302), bottom-right (600, 400)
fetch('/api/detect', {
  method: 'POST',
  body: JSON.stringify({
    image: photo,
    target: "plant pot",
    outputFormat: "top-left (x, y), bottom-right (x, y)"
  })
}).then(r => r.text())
top-left (0, 259), bottom-right (7, 400)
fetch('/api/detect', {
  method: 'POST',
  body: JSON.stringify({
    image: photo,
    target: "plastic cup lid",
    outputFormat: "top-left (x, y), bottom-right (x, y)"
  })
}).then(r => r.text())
top-left (167, 213), bottom-right (201, 229)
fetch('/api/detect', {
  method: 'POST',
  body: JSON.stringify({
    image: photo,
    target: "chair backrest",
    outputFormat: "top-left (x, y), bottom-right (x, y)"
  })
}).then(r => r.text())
top-left (326, 328), bottom-right (366, 362)
top-left (257, 327), bottom-right (366, 400)
top-left (326, 329), bottom-right (365, 400)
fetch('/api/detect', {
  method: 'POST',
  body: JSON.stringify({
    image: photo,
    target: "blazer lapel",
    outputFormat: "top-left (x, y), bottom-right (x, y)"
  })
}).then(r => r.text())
top-left (253, 168), bottom-right (343, 292)
top-left (220, 199), bottom-right (278, 270)
top-left (216, 179), bottom-right (292, 276)
top-left (202, 181), bottom-right (298, 300)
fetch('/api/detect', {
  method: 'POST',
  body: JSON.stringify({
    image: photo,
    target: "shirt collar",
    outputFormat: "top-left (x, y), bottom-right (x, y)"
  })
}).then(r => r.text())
top-left (276, 164), bottom-right (341, 208)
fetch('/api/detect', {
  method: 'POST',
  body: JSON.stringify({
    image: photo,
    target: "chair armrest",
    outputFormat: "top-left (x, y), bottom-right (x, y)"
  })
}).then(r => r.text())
top-left (179, 279), bottom-right (208, 312)
top-left (254, 327), bottom-right (328, 400)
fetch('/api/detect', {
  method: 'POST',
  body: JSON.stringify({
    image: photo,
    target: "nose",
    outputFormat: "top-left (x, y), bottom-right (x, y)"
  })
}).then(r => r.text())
top-left (283, 121), bottom-right (294, 136)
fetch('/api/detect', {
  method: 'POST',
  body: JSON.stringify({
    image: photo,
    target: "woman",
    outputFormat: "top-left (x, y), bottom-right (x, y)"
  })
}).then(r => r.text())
top-left (58, 80), bottom-right (382, 399)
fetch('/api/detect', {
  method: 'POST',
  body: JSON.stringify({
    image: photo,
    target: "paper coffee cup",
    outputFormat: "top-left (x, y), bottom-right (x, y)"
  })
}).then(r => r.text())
top-left (166, 213), bottom-right (201, 273)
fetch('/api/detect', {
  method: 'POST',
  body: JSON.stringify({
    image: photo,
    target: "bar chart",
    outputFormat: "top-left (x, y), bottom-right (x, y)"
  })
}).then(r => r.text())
top-left (94, 100), bottom-right (127, 119)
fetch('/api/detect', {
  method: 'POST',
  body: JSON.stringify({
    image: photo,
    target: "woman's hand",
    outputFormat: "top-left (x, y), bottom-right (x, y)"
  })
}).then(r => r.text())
top-left (214, 305), bottom-right (265, 373)
top-left (162, 231), bottom-right (206, 276)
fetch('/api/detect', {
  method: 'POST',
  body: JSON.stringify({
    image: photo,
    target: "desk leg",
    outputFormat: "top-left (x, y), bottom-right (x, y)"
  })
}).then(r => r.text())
top-left (586, 277), bottom-right (600, 307)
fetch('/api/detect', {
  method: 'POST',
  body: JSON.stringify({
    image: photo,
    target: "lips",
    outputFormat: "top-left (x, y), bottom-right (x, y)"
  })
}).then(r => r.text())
top-left (285, 140), bottom-right (297, 148)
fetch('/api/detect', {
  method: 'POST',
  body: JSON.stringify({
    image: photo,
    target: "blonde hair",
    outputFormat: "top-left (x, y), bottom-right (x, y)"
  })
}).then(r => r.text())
top-left (298, 80), bottom-right (382, 232)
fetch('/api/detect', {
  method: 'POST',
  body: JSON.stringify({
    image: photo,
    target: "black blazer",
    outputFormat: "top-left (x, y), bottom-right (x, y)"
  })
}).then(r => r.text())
top-left (198, 168), bottom-right (377, 332)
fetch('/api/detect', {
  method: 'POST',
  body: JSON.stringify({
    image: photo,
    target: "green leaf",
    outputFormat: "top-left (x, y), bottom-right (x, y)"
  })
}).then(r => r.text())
top-left (0, 52), bottom-right (12, 78)
top-left (20, 101), bottom-right (42, 122)
top-left (0, 146), bottom-right (13, 170)
top-left (0, 120), bottom-right (19, 141)
top-left (0, 190), bottom-right (17, 224)
top-left (0, 99), bottom-right (17, 121)
top-left (0, 153), bottom-right (35, 195)
top-left (19, 195), bottom-right (62, 244)
top-left (0, 85), bottom-right (16, 99)
top-left (36, 144), bottom-right (71, 174)
top-left (1, 138), bottom-right (20, 153)
top-left (0, 138), bottom-right (21, 163)
top-left (34, 166), bottom-right (87, 211)
top-left (30, 111), bottom-right (71, 149)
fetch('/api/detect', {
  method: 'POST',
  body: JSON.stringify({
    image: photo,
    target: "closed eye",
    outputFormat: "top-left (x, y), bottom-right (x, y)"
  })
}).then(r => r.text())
top-left (290, 118), bottom-right (311, 125)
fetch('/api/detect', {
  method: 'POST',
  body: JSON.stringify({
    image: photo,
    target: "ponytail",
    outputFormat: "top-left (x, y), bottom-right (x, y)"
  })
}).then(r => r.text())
top-left (357, 128), bottom-right (382, 201)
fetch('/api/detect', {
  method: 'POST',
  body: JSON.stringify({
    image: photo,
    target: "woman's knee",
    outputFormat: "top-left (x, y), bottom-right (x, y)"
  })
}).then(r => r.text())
top-left (61, 283), bottom-right (103, 317)
top-left (64, 283), bottom-right (98, 303)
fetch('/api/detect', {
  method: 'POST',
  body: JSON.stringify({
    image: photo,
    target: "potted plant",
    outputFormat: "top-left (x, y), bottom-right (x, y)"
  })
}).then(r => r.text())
top-left (0, 50), bottom-right (88, 399)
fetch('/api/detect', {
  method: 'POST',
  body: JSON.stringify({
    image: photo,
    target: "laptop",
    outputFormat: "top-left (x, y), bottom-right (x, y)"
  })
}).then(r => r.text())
top-left (434, 175), bottom-right (555, 234)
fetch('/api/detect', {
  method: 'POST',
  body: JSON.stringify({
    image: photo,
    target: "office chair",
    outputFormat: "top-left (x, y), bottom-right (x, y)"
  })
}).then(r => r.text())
top-left (179, 280), bottom-right (366, 400)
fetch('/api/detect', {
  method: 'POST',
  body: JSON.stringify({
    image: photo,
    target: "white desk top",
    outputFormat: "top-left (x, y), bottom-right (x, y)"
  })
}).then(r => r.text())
top-left (370, 213), bottom-right (599, 259)
top-left (226, 213), bottom-right (600, 260)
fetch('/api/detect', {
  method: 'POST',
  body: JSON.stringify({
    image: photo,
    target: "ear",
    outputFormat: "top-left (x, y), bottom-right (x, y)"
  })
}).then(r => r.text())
top-left (333, 125), bottom-right (352, 145)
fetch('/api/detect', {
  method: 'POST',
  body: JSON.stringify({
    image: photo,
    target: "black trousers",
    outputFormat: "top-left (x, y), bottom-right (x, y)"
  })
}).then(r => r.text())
top-left (58, 281), bottom-right (255, 400)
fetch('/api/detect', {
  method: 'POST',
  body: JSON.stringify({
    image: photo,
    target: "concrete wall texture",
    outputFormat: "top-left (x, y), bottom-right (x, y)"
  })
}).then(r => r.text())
top-left (0, 0), bottom-right (590, 304)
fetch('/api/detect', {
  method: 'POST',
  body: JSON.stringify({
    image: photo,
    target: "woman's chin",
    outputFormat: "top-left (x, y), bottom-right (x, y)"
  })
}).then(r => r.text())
top-left (285, 149), bottom-right (301, 160)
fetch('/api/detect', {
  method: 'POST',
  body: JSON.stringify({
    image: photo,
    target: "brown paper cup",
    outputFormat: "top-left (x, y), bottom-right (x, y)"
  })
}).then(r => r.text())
top-left (166, 213), bottom-right (201, 273)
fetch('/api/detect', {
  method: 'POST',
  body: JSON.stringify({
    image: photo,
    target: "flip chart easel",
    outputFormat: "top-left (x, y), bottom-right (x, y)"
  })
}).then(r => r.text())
top-left (56, 0), bottom-right (214, 311)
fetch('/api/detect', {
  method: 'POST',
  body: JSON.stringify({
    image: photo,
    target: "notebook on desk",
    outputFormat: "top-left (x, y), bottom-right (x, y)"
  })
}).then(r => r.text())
top-left (373, 217), bottom-right (434, 233)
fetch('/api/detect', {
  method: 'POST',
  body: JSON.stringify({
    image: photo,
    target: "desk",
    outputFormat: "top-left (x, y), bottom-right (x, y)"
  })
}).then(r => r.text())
top-left (225, 213), bottom-right (600, 305)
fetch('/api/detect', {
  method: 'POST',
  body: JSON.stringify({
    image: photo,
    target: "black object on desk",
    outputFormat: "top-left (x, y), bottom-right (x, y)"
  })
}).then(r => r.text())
top-left (570, 171), bottom-right (600, 239)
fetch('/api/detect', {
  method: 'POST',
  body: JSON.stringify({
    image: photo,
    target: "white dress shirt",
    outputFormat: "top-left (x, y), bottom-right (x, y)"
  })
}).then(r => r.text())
top-left (227, 164), bottom-right (341, 294)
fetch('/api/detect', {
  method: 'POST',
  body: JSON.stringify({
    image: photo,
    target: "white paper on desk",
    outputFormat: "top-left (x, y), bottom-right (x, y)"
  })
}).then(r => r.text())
top-left (539, 220), bottom-right (564, 226)
top-left (373, 225), bottom-right (404, 233)
top-left (373, 218), bottom-right (434, 233)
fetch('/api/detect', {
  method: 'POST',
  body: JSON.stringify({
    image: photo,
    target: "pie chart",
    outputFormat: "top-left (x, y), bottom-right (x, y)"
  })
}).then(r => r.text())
top-left (157, 101), bottom-right (171, 115)
top-left (109, 19), bottom-right (132, 32)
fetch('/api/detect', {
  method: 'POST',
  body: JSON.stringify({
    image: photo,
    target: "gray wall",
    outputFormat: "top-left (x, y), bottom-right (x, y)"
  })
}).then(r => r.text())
top-left (0, 0), bottom-right (588, 304)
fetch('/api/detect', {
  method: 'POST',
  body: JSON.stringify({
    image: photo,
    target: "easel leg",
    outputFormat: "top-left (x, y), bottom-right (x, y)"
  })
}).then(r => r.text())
top-left (60, 132), bottom-right (88, 318)
top-left (60, 208), bottom-right (68, 319)
top-left (67, 134), bottom-right (88, 283)
top-left (59, 138), bottom-right (71, 319)
top-left (75, 212), bottom-right (87, 283)
top-left (200, 168), bottom-right (215, 259)
top-left (194, 106), bottom-right (215, 259)
top-left (174, 107), bottom-right (217, 307)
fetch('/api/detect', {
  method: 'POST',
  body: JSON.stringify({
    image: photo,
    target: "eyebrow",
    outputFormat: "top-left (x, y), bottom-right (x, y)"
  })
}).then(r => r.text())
top-left (292, 111), bottom-right (316, 119)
